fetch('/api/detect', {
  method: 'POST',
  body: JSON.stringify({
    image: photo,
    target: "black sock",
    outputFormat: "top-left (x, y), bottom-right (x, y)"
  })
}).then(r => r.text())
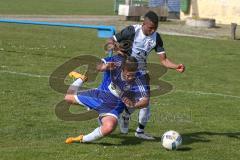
top-left (138, 123), bottom-right (145, 130)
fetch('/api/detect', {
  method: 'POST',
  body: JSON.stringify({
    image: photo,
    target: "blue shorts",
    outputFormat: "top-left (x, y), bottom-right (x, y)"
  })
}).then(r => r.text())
top-left (74, 89), bottom-right (124, 119)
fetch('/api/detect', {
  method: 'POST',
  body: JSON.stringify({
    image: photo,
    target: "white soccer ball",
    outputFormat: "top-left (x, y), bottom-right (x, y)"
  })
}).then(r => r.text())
top-left (161, 130), bottom-right (182, 150)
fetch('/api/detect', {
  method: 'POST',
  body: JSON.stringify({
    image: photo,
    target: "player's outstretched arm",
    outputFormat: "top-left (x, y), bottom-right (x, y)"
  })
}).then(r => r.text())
top-left (159, 53), bottom-right (185, 73)
top-left (96, 62), bottom-right (117, 72)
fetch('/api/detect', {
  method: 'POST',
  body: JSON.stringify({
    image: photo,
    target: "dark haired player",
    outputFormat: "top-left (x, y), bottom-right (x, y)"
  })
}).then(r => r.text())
top-left (109, 11), bottom-right (185, 140)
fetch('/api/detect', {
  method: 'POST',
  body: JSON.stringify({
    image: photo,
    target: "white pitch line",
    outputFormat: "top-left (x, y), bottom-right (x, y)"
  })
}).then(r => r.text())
top-left (0, 70), bottom-right (49, 78)
top-left (176, 89), bottom-right (240, 100)
top-left (1, 70), bottom-right (240, 100)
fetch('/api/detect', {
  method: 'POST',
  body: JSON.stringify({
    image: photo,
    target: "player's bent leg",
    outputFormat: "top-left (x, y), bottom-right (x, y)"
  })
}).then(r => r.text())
top-left (67, 72), bottom-right (88, 95)
top-left (65, 71), bottom-right (89, 104)
top-left (65, 116), bottom-right (118, 144)
top-left (64, 94), bottom-right (78, 104)
top-left (119, 111), bottom-right (130, 134)
top-left (138, 107), bottom-right (150, 129)
top-left (100, 115), bottom-right (118, 136)
top-left (135, 106), bottom-right (155, 140)
top-left (66, 127), bottom-right (103, 144)
top-left (81, 115), bottom-right (118, 143)
top-left (119, 107), bottom-right (135, 134)
top-left (65, 127), bottom-right (103, 144)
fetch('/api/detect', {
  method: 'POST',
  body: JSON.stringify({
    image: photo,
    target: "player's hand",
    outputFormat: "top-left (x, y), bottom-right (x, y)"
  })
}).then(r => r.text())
top-left (176, 64), bottom-right (185, 73)
top-left (106, 62), bottom-right (117, 70)
top-left (104, 39), bottom-right (116, 54)
top-left (107, 38), bottom-right (115, 45)
top-left (122, 97), bottom-right (135, 108)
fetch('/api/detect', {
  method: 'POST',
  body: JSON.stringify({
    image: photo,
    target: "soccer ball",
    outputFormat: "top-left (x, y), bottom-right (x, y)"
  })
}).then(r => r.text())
top-left (161, 130), bottom-right (182, 150)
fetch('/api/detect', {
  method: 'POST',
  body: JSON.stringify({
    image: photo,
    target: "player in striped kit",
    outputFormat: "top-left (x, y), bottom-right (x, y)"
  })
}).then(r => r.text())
top-left (109, 11), bottom-right (185, 140)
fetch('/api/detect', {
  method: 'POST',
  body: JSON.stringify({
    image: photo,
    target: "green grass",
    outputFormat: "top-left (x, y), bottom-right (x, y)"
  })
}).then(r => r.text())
top-left (0, 23), bottom-right (240, 160)
top-left (0, 0), bottom-right (114, 15)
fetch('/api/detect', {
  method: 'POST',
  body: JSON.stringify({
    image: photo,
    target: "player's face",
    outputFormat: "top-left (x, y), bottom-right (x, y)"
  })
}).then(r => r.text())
top-left (142, 19), bottom-right (158, 36)
top-left (122, 69), bottom-right (136, 82)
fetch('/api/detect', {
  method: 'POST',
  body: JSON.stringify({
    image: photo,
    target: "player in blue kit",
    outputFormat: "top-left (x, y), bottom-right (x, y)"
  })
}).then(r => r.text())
top-left (65, 41), bottom-right (149, 143)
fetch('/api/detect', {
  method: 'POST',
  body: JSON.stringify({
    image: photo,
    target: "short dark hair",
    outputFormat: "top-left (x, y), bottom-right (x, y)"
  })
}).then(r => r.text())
top-left (144, 11), bottom-right (159, 25)
top-left (119, 40), bottom-right (132, 56)
top-left (122, 56), bottom-right (138, 72)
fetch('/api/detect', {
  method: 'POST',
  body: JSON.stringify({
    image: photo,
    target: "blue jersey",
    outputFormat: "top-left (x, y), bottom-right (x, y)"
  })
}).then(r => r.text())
top-left (100, 54), bottom-right (149, 102)
top-left (98, 54), bottom-right (124, 92)
top-left (76, 54), bottom-right (149, 119)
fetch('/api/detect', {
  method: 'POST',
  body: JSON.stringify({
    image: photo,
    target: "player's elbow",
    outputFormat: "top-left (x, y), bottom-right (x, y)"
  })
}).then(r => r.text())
top-left (96, 64), bottom-right (105, 72)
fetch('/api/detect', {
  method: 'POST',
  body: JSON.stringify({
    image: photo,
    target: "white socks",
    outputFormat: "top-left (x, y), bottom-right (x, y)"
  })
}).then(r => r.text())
top-left (68, 78), bottom-right (83, 95)
top-left (82, 127), bottom-right (103, 142)
top-left (138, 106), bottom-right (150, 126)
top-left (136, 106), bottom-right (150, 133)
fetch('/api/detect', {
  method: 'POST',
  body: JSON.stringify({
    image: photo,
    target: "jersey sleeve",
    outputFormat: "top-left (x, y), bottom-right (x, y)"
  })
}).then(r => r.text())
top-left (132, 76), bottom-right (150, 102)
top-left (101, 55), bottom-right (122, 64)
top-left (101, 55), bottom-right (122, 76)
top-left (101, 56), bottom-right (112, 64)
top-left (155, 33), bottom-right (165, 54)
top-left (113, 26), bottom-right (135, 42)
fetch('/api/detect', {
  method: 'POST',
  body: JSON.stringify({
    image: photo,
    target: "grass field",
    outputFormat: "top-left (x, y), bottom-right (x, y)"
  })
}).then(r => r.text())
top-left (0, 22), bottom-right (240, 160)
top-left (0, 0), bottom-right (114, 15)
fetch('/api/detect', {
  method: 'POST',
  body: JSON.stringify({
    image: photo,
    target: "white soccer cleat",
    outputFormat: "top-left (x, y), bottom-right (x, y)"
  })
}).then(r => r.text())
top-left (119, 114), bottom-right (130, 134)
top-left (135, 132), bottom-right (155, 140)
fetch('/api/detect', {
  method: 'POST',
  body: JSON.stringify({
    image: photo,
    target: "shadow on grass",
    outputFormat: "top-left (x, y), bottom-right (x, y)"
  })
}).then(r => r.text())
top-left (91, 129), bottom-right (157, 146)
top-left (93, 133), bottom-right (193, 151)
top-left (182, 131), bottom-right (240, 145)
top-left (176, 147), bottom-right (192, 151)
top-left (93, 131), bottom-right (239, 152)
top-left (76, 131), bottom-right (239, 152)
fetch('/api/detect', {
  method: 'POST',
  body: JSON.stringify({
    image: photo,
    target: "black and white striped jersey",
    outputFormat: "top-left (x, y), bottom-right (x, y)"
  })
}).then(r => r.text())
top-left (113, 24), bottom-right (165, 73)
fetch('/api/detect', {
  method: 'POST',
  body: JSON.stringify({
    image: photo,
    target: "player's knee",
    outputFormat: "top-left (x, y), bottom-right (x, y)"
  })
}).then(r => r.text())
top-left (102, 122), bottom-right (116, 135)
top-left (64, 94), bottom-right (75, 103)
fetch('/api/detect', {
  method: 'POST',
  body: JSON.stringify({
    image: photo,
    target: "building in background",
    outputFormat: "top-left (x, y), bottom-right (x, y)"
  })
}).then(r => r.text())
top-left (180, 0), bottom-right (240, 24)
top-left (149, 0), bottom-right (180, 18)
top-left (115, 0), bottom-right (181, 19)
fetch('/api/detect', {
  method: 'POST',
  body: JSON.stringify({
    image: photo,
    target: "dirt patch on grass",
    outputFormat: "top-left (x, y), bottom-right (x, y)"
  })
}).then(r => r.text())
top-left (0, 15), bottom-right (239, 40)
